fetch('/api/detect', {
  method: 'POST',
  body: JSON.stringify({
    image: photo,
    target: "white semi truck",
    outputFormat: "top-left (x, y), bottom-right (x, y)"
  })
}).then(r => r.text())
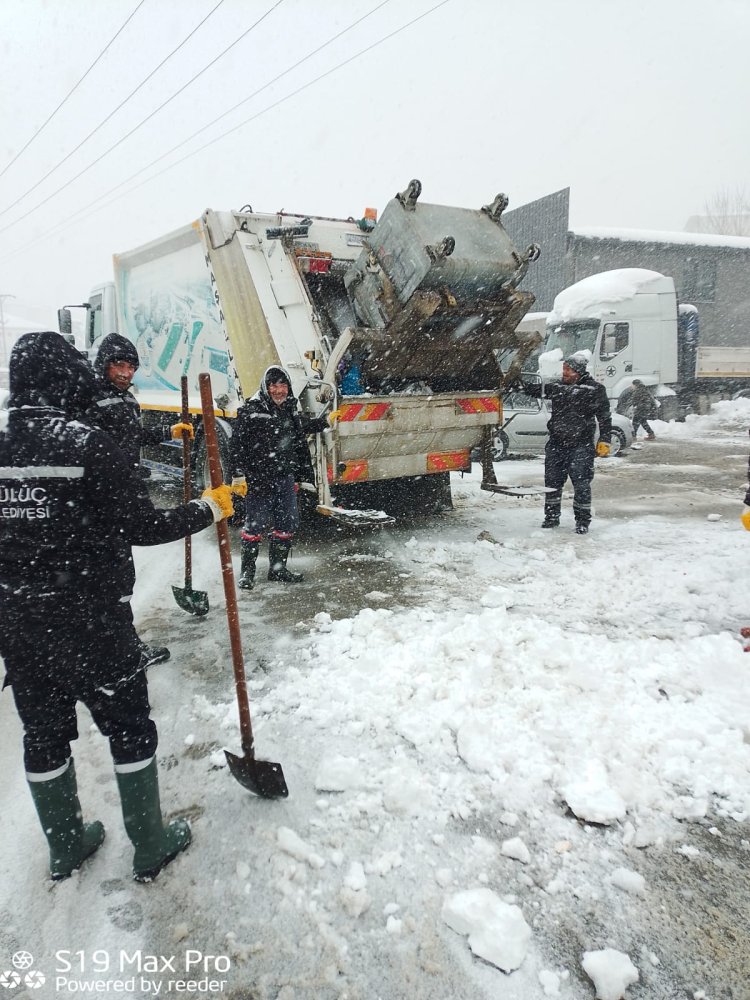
top-left (536, 268), bottom-right (750, 418)
top-left (59, 180), bottom-right (542, 515)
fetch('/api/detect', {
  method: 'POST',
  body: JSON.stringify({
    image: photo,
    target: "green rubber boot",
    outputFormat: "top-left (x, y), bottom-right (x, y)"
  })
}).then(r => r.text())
top-left (115, 757), bottom-right (191, 883)
top-left (27, 759), bottom-right (105, 881)
top-left (238, 540), bottom-right (259, 591)
top-left (268, 538), bottom-right (303, 583)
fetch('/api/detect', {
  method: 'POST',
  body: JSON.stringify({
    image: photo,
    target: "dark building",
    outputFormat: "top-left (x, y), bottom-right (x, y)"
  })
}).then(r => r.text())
top-left (503, 188), bottom-right (750, 348)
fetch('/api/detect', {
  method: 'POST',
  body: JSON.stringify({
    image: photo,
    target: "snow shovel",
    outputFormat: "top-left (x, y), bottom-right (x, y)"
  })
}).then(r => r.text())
top-left (172, 376), bottom-right (209, 617)
top-left (199, 373), bottom-right (289, 799)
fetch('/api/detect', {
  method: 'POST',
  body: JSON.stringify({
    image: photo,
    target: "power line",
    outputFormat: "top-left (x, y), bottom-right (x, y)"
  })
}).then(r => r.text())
top-left (0, 0), bottom-right (226, 218)
top-left (0, 0), bottom-right (148, 181)
top-left (0, 0), bottom-right (284, 236)
top-left (30, 0), bottom-right (393, 228)
top-left (0, 0), bottom-right (451, 263)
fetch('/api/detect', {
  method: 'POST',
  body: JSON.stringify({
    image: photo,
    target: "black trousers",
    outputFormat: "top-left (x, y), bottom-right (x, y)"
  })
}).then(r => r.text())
top-left (0, 596), bottom-right (157, 774)
top-left (544, 438), bottom-right (596, 525)
top-left (632, 415), bottom-right (654, 437)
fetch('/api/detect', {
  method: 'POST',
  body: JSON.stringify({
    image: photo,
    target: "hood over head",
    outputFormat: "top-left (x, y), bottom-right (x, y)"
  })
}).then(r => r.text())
top-left (9, 331), bottom-right (96, 415)
top-left (258, 365), bottom-right (294, 406)
top-left (93, 333), bottom-right (140, 377)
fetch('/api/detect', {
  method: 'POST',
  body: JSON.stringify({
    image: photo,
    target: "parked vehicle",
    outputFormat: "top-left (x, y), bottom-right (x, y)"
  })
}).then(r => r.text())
top-left (58, 181), bottom-right (541, 517)
top-left (536, 269), bottom-right (750, 418)
top-left (473, 383), bottom-right (632, 461)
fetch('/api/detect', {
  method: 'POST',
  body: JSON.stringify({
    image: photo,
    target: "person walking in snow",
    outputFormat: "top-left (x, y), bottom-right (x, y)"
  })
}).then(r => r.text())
top-left (520, 354), bottom-right (612, 534)
top-left (630, 379), bottom-right (658, 442)
top-left (0, 332), bottom-right (236, 883)
top-left (85, 333), bottom-right (195, 668)
top-left (230, 365), bottom-right (332, 590)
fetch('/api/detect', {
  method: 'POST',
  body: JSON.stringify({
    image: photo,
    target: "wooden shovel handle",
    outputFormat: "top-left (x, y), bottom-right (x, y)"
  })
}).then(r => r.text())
top-left (199, 373), bottom-right (255, 754)
top-left (180, 376), bottom-right (193, 581)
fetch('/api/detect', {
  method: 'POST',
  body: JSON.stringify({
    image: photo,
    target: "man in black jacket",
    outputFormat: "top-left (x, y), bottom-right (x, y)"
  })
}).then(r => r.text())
top-left (230, 365), bottom-right (330, 590)
top-left (630, 379), bottom-right (658, 442)
top-left (0, 332), bottom-right (234, 883)
top-left (522, 354), bottom-right (612, 534)
top-left (85, 333), bottom-right (193, 667)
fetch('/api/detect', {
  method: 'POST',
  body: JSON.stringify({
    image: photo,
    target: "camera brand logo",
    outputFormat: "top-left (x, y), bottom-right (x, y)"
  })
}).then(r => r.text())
top-left (0, 952), bottom-right (45, 989)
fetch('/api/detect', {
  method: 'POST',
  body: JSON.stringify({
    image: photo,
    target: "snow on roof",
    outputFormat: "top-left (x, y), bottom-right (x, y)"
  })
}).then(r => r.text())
top-left (572, 225), bottom-right (750, 250)
top-left (549, 268), bottom-right (670, 324)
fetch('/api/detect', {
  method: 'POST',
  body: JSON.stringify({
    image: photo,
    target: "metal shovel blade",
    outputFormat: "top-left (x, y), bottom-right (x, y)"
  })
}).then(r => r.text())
top-left (171, 582), bottom-right (209, 617)
top-left (224, 749), bottom-right (289, 798)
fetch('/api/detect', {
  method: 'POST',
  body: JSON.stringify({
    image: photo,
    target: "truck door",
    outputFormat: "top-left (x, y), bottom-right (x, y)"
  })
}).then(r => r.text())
top-left (596, 321), bottom-right (631, 396)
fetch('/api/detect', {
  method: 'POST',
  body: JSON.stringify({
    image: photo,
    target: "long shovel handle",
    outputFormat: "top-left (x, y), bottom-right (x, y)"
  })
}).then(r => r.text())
top-left (180, 376), bottom-right (193, 583)
top-left (198, 372), bottom-right (255, 755)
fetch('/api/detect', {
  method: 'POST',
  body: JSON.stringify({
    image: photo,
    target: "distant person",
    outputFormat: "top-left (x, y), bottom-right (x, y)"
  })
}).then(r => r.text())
top-left (86, 333), bottom-right (193, 667)
top-left (520, 354), bottom-right (612, 534)
top-left (230, 366), bottom-right (333, 590)
top-left (0, 332), bottom-right (235, 882)
top-left (631, 379), bottom-right (658, 442)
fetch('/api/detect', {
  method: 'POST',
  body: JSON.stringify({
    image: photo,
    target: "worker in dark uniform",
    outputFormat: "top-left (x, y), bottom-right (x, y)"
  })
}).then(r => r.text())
top-left (0, 332), bottom-right (235, 883)
top-left (521, 354), bottom-right (612, 533)
top-left (630, 379), bottom-right (658, 441)
top-left (86, 333), bottom-right (194, 667)
top-left (230, 365), bottom-right (332, 590)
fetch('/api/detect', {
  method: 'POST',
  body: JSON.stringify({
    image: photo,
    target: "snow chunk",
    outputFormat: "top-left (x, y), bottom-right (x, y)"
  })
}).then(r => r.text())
top-left (479, 585), bottom-right (511, 610)
top-left (315, 755), bottom-right (361, 792)
top-left (582, 949), bottom-right (639, 999)
top-left (501, 837), bottom-right (531, 864)
top-left (277, 827), bottom-right (326, 869)
top-left (538, 969), bottom-right (562, 996)
top-left (442, 888), bottom-right (531, 973)
top-left (562, 760), bottom-right (626, 825)
top-left (611, 867), bottom-right (646, 895)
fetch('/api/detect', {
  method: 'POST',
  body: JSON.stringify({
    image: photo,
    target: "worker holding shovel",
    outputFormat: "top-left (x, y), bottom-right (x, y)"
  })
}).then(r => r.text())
top-left (0, 333), bottom-right (238, 883)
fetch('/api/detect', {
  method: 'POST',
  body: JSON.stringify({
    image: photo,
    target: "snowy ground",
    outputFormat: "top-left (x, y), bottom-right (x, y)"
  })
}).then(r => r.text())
top-left (2, 400), bottom-right (750, 1000)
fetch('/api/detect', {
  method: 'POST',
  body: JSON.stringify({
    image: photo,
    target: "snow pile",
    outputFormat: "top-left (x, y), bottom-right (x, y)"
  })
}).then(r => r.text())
top-left (582, 948), bottom-right (639, 999)
top-left (549, 268), bottom-right (667, 324)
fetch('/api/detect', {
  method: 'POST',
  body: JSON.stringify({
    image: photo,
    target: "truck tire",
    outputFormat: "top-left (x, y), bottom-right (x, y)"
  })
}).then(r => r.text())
top-left (608, 427), bottom-right (626, 456)
top-left (491, 430), bottom-right (510, 461)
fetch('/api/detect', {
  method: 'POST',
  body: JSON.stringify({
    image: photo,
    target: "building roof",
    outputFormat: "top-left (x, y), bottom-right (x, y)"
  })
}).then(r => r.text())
top-left (571, 225), bottom-right (750, 250)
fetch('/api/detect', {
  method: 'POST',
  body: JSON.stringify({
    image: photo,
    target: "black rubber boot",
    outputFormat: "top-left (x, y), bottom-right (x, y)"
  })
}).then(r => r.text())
top-left (268, 538), bottom-right (303, 583)
top-left (238, 541), bottom-right (259, 591)
top-left (541, 517), bottom-right (560, 529)
top-left (27, 759), bottom-right (105, 881)
top-left (115, 758), bottom-right (191, 883)
top-left (575, 522), bottom-right (589, 534)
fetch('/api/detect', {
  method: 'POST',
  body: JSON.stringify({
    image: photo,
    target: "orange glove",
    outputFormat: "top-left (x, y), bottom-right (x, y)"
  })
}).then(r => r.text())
top-left (231, 476), bottom-right (248, 498)
top-left (328, 408), bottom-right (343, 425)
top-left (201, 484), bottom-right (234, 522)
top-left (170, 421), bottom-right (194, 440)
top-left (741, 506), bottom-right (750, 531)
top-left (596, 441), bottom-right (610, 458)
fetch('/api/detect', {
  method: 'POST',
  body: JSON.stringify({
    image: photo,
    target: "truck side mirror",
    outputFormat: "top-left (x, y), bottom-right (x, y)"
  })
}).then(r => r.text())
top-left (58, 308), bottom-right (72, 335)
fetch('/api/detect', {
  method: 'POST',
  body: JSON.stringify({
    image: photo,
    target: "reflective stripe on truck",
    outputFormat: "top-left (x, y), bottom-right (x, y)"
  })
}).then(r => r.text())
top-left (329, 450), bottom-right (470, 483)
top-left (455, 396), bottom-right (500, 414)
top-left (337, 402), bottom-right (392, 422)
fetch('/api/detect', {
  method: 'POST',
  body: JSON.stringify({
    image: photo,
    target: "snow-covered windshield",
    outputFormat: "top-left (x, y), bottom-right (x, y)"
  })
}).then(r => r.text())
top-left (544, 320), bottom-right (599, 357)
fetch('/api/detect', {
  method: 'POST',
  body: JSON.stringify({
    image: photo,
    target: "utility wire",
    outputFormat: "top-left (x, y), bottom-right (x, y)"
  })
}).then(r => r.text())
top-left (32, 0), bottom-right (393, 226)
top-left (0, 0), bottom-right (450, 259)
top-left (0, 0), bottom-right (226, 218)
top-left (0, 0), bottom-right (284, 233)
top-left (0, 0), bottom-right (148, 181)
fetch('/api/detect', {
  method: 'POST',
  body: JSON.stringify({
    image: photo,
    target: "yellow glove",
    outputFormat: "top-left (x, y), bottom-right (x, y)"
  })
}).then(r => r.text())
top-left (596, 441), bottom-right (611, 457)
top-left (201, 484), bottom-right (234, 522)
top-left (231, 476), bottom-right (248, 498)
top-left (171, 421), bottom-right (195, 440)
top-left (328, 408), bottom-right (343, 425)
top-left (741, 506), bottom-right (750, 531)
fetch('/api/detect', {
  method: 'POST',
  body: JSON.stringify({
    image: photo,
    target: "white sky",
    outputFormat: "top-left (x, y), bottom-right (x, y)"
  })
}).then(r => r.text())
top-left (0, 0), bottom-right (748, 324)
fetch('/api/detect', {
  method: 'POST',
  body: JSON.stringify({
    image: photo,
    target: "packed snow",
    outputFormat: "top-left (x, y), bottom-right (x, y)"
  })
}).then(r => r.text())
top-left (1, 400), bottom-right (750, 998)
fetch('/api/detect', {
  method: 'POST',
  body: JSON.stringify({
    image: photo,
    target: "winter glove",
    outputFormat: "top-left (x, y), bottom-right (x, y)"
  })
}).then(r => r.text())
top-left (596, 441), bottom-right (611, 457)
top-left (328, 408), bottom-right (343, 425)
top-left (741, 506), bottom-right (750, 531)
top-left (230, 476), bottom-right (248, 498)
top-left (170, 421), bottom-right (194, 440)
top-left (201, 484), bottom-right (234, 522)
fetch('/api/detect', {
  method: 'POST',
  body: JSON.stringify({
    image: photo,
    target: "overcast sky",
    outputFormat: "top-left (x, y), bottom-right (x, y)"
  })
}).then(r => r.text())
top-left (0, 0), bottom-right (747, 326)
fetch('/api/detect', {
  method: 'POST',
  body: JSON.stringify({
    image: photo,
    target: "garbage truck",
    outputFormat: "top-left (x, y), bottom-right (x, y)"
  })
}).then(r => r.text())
top-left (59, 180), bottom-right (542, 519)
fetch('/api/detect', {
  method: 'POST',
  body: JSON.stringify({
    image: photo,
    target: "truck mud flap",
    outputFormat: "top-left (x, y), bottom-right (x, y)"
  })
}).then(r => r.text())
top-left (316, 504), bottom-right (395, 527)
top-left (480, 483), bottom-right (555, 497)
